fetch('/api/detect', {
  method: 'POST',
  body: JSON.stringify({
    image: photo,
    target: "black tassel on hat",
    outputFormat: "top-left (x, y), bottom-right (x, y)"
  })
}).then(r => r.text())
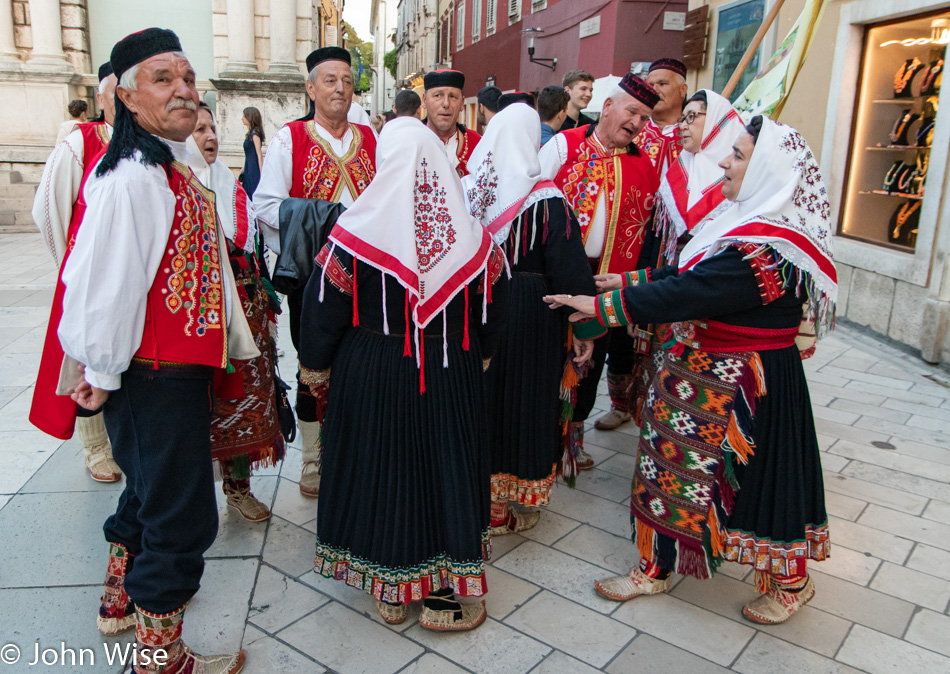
top-left (96, 28), bottom-right (184, 177)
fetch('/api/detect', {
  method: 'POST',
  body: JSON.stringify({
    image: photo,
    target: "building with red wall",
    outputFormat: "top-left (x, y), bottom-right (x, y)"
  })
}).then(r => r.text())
top-left (451, 0), bottom-right (688, 99)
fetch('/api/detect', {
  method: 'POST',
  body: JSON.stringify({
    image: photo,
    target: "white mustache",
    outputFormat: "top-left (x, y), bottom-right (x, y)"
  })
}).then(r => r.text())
top-left (167, 99), bottom-right (197, 111)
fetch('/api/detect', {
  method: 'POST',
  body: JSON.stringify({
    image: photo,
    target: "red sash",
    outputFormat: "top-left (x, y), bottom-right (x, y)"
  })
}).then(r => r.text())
top-left (30, 123), bottom-right (109, 439)
top-left (554, 127), bottom-right (659, 274)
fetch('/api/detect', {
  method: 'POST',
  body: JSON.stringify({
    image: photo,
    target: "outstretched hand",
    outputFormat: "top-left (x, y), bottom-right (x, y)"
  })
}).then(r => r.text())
top-left (543, 294), bottom-right (597, 320)
top-left (594, 273), bottom-right (623, 292)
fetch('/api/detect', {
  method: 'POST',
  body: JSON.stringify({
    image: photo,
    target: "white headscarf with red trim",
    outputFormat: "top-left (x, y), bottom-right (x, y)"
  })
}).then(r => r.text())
top-left (679, 117), bottom-right (837, 336)
top-left (655, 90), bottom-right (744, 251)
top-left (461, 102), bottom-right (561, 244)
top-left (186, 136), bottom-right (257, 254)
top-left (326, 116), bottom-right (492, 330)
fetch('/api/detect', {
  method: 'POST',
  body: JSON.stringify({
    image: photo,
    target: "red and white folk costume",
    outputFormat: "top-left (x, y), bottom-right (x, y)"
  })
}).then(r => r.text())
top-left (253, 44), bottom-right (377, 498)
top-left (299, 117), bottom-right (508, 631)
top-left (635, 117), bottom-right (679, 179)
top-left (30, 121), bottom-right (113, 441)
top-left (253, 119), bottom-right (376, 251)
top-left (187, 137), bottom-right (284, 519)
top-left (655, 90), bottom-right (745, 260)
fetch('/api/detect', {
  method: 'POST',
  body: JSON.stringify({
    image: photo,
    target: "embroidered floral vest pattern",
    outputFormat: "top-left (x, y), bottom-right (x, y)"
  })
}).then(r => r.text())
top-left (289, 121), bottom-right (377, 202)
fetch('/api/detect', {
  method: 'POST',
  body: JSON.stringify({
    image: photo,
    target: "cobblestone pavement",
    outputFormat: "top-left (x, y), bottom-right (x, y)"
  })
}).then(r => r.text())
top-left (0, 231), bottom-right (948, 673)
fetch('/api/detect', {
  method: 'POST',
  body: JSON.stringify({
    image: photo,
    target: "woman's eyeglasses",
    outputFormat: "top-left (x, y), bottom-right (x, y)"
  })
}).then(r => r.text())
top-left (677, 111), bottom-right (706, 126)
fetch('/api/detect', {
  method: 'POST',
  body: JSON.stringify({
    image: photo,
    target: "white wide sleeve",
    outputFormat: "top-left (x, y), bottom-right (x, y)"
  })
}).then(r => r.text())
top-left (58, 171), bottom-right (175, 391)
top-left (32, 130), bottom-right (85, 267)
top-left (537, 133), bottom-right (568, 181)
top-left (253, 125), bottom-right (294, 254)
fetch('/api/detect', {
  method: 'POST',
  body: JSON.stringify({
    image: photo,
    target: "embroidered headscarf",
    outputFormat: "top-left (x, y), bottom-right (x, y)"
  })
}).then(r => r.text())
top-left (185, 137), bottom-right (257, 254)
top-left (680, 117), bottom-right (837, 336)
top-left (461, 102), bottom-right (561, 244)
top-left (326, 116), bottom-right (493, 330)
top-left (655, 90), bottom-right (745, 253)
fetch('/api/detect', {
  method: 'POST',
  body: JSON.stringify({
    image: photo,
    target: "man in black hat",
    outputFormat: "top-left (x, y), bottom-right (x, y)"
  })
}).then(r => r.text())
top-left (253, 46), bottom-right (377, 498)
top-left (538, 73), bottom-right (661, 460)
top-left (30, 61), bottom-right (120, 488)
top-left (422, 69), bottom-right (480, 177)
top-left (58, 28), bottom-right (248, 674)
top-left (636, 57), bottom-right (689, 177)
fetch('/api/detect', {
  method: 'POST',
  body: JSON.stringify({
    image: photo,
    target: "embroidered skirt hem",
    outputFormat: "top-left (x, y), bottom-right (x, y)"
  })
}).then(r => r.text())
top-left (314, 533), bottom-right (490, 605)
top-left (491, 464), bottom-right (557, 507)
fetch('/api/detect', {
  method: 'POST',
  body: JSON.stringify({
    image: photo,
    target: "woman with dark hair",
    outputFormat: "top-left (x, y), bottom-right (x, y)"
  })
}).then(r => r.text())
top-left (241, 106), bottom-right (265, 198)
top-left (547, 115), bottom-right (835, 626)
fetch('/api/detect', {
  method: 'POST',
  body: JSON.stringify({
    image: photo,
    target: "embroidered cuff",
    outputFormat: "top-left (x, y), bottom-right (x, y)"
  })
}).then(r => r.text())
top-left (573, 316), bottom-right (608, 341)
top-left (300, 366), bottom-right (331, 388)
top-left (623, 269), bottom-right (651, 287)
top-left (596, 290), bottom-right (631, 328)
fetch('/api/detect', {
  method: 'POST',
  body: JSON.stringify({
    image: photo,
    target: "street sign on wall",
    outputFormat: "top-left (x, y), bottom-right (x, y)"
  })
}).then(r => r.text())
top-left (682, 5), bottom-right (709, 70)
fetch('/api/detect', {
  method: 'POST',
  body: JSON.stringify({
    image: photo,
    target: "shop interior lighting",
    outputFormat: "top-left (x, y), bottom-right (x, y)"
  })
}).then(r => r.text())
top-left (880, 18), bottom-right (950, 46)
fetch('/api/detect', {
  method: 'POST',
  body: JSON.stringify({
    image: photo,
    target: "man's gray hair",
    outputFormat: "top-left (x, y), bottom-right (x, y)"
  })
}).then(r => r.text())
top-left (118, 51), bottom-right (188, 91)
top-left (98, 77), bottom-right (110, 95)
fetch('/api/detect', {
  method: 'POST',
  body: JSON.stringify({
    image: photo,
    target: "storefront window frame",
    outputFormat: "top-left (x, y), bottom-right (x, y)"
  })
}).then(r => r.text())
top-left (822, 0), bottom-right (950, 287)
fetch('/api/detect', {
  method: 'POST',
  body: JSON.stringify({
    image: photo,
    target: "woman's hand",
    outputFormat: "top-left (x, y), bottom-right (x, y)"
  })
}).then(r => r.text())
top-left (594, 273), bottom-right (623, 292)
top-left (572, 338), bottom-right (594, 365)
top-left (543, 294), bottom-right (597, 318)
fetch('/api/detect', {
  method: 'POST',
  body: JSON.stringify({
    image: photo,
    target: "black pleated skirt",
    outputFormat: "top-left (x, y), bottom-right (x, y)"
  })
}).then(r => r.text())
top-left (723, 345), bottom-right (829, 569)
top-left (486, 272), bottom-right (565, 505)
top-left (314, 325), bottom-right (491, 605)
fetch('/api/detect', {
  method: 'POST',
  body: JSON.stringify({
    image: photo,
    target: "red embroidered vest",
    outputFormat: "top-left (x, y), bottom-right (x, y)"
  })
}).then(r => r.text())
top-left (554, 127), bottom-right (660, 274)
top-left (30, 122), bottom-right (111, 440)
top-left (635, 119), bottom-right (680, 180)
top-left (134, 162), bottom-right (228, 369)
top-left (454, 127), bottom-right (481, 178)
top-left (288, 121), bottom-right (376, 201)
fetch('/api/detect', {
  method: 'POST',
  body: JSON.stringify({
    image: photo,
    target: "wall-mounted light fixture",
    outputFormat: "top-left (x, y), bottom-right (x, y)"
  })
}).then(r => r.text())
top-left (523, 28), bottom-right (557, 71)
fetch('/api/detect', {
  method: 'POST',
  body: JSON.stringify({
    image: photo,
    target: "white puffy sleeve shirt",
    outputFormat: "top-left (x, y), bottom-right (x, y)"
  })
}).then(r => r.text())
top-left (59, 141), bottom-right (191, 391)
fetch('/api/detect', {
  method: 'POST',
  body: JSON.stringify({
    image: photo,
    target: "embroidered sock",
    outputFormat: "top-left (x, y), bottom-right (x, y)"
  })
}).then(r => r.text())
top-left (772, 572), bottom-right (808, 593)
top-left (639, 559), bottom-right (672, 580)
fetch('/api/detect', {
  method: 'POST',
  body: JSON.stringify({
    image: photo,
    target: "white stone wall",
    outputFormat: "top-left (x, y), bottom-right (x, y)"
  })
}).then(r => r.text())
top-left (211, 0), bottom-right (321, 76)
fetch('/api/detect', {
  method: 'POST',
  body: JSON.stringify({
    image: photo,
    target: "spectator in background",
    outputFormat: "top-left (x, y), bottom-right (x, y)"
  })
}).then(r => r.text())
top-left (56, 99), bottom-right (88, 144)
top-left (241, 106), bottom-right (265, 198)
top-left (371, 110), bottom-right (396, 133)
top-left (477, 85), bottom-right (502, 130)
top-left (560, 70), bottom-right (595, 130)
top-left (393, 89), bottom-right (422, 118)
top-left (538, 85), bottom-right (570, 146)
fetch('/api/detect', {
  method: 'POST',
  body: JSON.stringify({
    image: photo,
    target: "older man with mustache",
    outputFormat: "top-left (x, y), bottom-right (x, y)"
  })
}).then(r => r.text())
top-left (58, 28), bottom-right (252, 674)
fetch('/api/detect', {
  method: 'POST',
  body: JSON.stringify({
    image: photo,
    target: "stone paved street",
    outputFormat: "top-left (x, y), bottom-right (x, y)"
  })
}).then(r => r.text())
top-left (1, 231), bottom-right (949, 673)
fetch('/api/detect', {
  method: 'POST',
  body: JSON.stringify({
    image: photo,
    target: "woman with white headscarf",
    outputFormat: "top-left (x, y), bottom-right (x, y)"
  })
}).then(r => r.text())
top-left (611, 90), bottom-right (745, 426)
top-left (298, 116), bottom-right (509, 631)
top-left (547, 115), bottom-right (835, 625)
top-left (462, 102), bottom-right (596, 535)
top-left (189, 102), bottom-right (285, 523)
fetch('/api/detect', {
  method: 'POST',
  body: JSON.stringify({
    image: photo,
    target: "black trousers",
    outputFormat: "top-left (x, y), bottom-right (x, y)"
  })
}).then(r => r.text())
top-left (288, 287), bottom-right (317, 422)
top-left (573, 327), bottom-right (634, 422)
top-left (102, 365), bottom-right (218, 614)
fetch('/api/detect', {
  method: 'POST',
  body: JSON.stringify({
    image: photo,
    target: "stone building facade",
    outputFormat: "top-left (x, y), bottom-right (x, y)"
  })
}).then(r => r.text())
top-left (0, 0), bottom-right (342, 180)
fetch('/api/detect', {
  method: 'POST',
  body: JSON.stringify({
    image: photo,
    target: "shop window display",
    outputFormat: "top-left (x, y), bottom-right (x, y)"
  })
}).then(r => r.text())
top-left (839, 14), bottom-right (948, 250)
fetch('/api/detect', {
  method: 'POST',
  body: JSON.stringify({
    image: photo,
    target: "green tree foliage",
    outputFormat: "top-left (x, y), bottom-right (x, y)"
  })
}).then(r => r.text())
top-left (342, 20), bottom-right (374, 94)
top-left (384, 48), bottom-right (398, 79)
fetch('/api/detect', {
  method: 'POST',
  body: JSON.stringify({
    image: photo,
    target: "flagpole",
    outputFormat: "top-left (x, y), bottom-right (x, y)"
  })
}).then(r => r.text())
top-left (721, 0), bottom-right (787, 98)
